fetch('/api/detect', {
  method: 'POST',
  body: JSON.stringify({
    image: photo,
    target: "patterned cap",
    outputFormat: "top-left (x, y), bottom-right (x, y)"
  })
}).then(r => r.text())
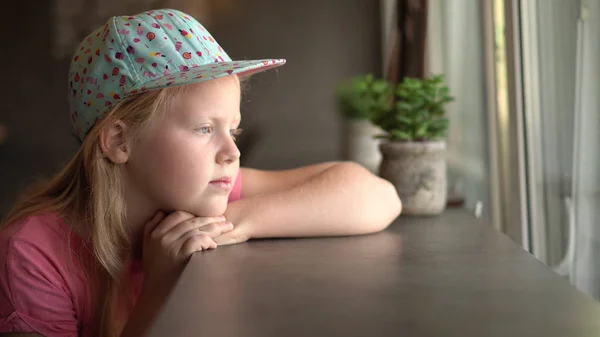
top-left (68, 8), bottom-right (286, 142)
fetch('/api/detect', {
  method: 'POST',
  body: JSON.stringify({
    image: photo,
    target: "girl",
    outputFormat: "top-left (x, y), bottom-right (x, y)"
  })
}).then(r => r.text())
top-left (0, 8), bottom-right (401, 337)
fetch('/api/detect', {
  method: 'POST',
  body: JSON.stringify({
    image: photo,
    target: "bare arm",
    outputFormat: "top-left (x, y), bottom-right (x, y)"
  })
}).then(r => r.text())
top-left (216, 161), bottom-right (402, 245)
top-left (239, 162), bottom-right (338, 198)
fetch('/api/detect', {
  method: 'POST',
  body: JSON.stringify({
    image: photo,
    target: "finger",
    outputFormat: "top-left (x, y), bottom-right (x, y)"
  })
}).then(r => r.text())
top-left (163, 216), bottom-right (226, 243)
top-left (143, 211), bottom-right (166, 242)
top-left (213, 231), bottom-right (244, 246)
top-left (178, 221), bottom-right (234, 243)
top-left (180, 234), bottom-right (217, 256)
top-left (150, 210), bottom-right (195, 240)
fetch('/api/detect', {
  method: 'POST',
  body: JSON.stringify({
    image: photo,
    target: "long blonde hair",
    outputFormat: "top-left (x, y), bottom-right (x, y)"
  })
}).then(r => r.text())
top-left (0, 84), bottom-right (194, 337)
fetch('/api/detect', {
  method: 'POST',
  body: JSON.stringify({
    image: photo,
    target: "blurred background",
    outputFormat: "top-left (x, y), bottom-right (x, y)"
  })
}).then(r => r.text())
top-left (0, 0), bottom-right (599, 303)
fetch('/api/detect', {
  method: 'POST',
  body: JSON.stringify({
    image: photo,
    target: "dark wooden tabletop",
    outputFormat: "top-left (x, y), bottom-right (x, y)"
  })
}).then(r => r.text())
top-left (147, 210), bottom-right (600, 337)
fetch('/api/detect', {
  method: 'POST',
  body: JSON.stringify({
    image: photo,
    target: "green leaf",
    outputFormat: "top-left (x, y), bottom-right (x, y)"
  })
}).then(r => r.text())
top-left (429, 130), bottom-right (447, 139)
top-left (395, 115), bottom-right (413, 126)
top-left (415, 124), bottom-right (429, 138)
top-left (363, 73), bottom-right (454, 139)
top-left (391, 129), bottom-right (412, 141)
top-left (428, 118), bottom-right (450, 132)
top-left (412, 110), bottom-right (427, 123)
top-left (395, 101), bottom-right (414, 112)
top-left (440, 96), bottom-right (454, 104)
top-left (336, 74), bottom-right (394, 120)
top-left (372, 81), bottom-right (388, 93)
top-left (396, 88), bottom-right (409, 98)
top-left (439, 87), bottom-right (450, 97)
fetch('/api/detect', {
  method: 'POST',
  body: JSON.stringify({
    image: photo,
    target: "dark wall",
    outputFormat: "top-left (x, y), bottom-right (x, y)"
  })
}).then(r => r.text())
top-left (0, 0), bottom-right (381, 217)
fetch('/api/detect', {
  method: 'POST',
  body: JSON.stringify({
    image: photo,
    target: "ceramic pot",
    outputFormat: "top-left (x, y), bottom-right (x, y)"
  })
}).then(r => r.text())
top-left (343, 119), bottom-right (382, 173)
top-left (379, 140), bottom-right (447, 215)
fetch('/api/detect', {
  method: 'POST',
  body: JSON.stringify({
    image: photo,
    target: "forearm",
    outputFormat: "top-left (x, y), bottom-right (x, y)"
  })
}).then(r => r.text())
top-left (226, 162), bottom-right (401, 239)
top-left (240, 162), bottom-right (339, 198)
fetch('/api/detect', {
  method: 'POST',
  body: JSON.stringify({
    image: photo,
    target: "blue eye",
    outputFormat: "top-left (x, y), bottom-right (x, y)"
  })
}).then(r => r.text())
top-left (230, 128), bottom-right (243, 141)
top-left (198, 126), bottom-right (213, 134)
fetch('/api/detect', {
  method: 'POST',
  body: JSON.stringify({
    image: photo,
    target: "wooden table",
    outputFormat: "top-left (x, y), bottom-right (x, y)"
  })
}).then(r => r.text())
top-left (147, 210), bottom-right (600, 337)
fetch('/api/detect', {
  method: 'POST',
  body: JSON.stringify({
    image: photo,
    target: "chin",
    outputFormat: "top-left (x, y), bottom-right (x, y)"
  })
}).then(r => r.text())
top-left (187, 198), bottom-right (229, 217)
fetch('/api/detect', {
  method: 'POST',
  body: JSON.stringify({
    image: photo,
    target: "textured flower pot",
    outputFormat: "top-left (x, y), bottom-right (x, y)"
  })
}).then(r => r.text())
top-left (342, 119), bottom-right (382, 174)
top-left (379, 141), bottom-right (447, 215)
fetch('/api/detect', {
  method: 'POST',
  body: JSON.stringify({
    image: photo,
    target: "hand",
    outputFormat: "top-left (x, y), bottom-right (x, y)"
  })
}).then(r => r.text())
top-left (212, 226), bottom-right (250, 246)
top-left (207, 200), bottom-right (255, 246)
top-left (142, 210), bottom-right (234, 287)
top-left (212, 207), bottom-right (252, 246)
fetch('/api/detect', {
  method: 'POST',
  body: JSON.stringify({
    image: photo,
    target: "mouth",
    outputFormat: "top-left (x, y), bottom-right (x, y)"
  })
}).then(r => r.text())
top-left (208, 176), bottom-right (233, 190)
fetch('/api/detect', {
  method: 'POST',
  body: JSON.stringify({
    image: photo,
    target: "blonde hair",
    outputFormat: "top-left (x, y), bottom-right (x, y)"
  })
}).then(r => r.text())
top-left (0, 83), bottom-right (197, 337)
top-left (1, 73), bottom-right (248, 336)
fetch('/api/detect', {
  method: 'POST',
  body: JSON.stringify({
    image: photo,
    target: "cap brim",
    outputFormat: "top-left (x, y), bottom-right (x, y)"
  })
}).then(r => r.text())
top-left (127, 58), bottom-right (286, 94)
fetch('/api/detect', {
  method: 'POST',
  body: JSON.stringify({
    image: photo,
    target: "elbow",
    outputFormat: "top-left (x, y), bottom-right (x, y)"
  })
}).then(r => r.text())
top-left (341, 161), bottom-right (402, 234)
top-left (385, 179), bottom-right (402, 219)
top-left (372, 178), bottom-right (402, 232)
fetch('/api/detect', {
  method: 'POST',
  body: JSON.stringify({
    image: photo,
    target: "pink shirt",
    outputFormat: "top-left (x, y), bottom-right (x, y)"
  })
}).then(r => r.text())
top-left (0, 172), bottom-right (242, 336)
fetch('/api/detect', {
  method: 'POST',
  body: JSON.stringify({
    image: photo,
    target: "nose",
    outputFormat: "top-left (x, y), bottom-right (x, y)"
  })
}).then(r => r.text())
top-left (216, 133), bottom-right (241, 164)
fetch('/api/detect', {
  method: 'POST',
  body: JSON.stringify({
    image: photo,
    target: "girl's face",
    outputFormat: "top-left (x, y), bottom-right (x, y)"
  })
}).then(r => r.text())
top-left (125, 75), bottom-right (242, 217)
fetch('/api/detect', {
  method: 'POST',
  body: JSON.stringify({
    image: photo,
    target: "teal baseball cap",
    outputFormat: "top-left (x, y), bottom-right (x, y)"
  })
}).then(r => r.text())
top-left (68, 8), bottom-right (286, 142)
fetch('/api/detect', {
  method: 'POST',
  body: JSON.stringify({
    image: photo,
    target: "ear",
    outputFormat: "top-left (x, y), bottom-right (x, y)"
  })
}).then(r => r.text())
top-left (99, 120), bottom-right (130, 164)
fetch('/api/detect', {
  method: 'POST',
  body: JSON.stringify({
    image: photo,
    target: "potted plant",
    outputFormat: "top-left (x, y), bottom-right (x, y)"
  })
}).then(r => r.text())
top-left (336, 74), bottom-right (392, 173)
top-left (370, 74), bottom-right (454, 215)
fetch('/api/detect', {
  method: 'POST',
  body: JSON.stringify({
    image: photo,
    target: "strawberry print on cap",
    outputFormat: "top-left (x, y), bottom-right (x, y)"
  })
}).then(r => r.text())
top-left (68, 8), bottom-right (286, 142)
